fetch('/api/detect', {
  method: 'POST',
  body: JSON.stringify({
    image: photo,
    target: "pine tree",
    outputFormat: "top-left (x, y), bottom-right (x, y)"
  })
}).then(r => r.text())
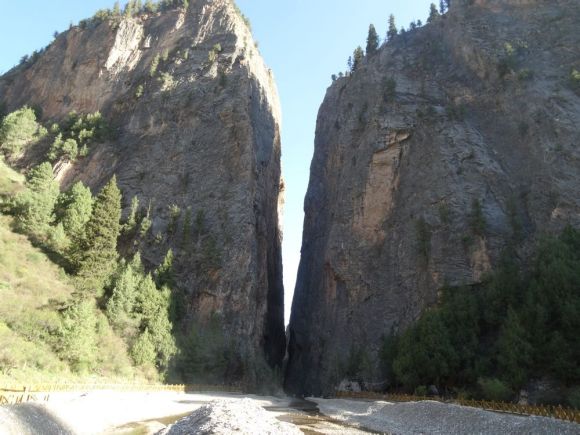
top-left (155, 249), bottom-right (175, 288)
top-left (387, 14), bottom-right (398, 41)
top-left (0, 106), bottom-right (40, 156)
top-left (48, 222), bottom-right (70, 253)
top-left (428, 3), bottom-right (441, 23)
top-left (144, 0), bottom-right (157, 13)
top-left (106, 258), bottom-right (141, 333)
top-left (74, 176), bottom-right (122, 296)
top-left (347, 56), bottom-right (353, 73)
top-left (57, 181), bottom-right (93, 245)
top-left (124, 1), bottom-right (134, 17)
top-left (57, 300), bottom-right (98, 373)
top-left (131, 328), bottom-right (156, 366)
top-left (125, 196), bottom-right (140, 233)
top-left (352, 46), bottom-right (364, 72)
top-left (366, 24), bottom-right (379, 56)
top-left (113, 1), bottom-right (121, 16)
top-left (496, 308), bottom-right (532, 388)
top-left (393, 311), bottom-right (456, 388)
top-left (440, 0), bottom-right (447, 14)
top-left (136, 274), bottom-right (176, 369)
top-left (15, 162), bottom-right (59, 236)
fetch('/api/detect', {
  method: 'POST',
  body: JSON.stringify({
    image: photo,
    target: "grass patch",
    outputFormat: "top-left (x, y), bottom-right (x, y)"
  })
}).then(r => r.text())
top-left (0, 157), bottom-right (24, 197)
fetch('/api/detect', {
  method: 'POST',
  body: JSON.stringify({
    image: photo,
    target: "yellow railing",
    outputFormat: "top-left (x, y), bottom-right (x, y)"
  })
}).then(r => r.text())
top-left (335, 391), bottom-right (580, 424)
top-left (0, 383), bottom-right (241, 406)
top-left (0, 392), bottom-right (50, 405)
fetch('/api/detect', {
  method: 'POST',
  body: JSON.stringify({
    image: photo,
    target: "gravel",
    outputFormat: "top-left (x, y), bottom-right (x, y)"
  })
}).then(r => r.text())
top-left (311, 398), bottom-right (580, 435)
top-left (159, 398), bottom-right (302, 435)
top-left (2, 392), bottom-right (578, 434)
top-left (0, 403), bottom-right (73, 435)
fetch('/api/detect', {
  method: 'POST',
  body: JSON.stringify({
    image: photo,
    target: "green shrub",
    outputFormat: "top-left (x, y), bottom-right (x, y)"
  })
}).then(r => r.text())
top-left (155, 249), bottom-right (175, 288)
top-left (232, 3), bottom-right (252, 30)
top-left (135, 84), bottom-right (144, 98)
top-left (167, 204), bottom-right (181, 234)
top-left (414, 385), bottom-right (428, 396)
top-left (393, 311), bottom-right (456, 389)
top-left (345, 345), bottom-right (372, 380)
top-left (571, 69), bottom-right (580, 92)
top-left (477, 378), bottom-right (513, 401)
top-left (158, 72), bottom-right (175, 91)
top-left (517, 69), bottom-right (533, 81)
top-left (567, 387), bottom-right (580, 409)
top-left (150, 54), bottom-right (160, 77)
top-left (208, 48), bottom-right (219, 64)
top-left (49, 111), bottom-right (110, 162)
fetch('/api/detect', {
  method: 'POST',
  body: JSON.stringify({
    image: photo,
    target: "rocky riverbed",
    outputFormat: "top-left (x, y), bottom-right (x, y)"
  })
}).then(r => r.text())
top-left (0, 391), bottom-right (578, 434)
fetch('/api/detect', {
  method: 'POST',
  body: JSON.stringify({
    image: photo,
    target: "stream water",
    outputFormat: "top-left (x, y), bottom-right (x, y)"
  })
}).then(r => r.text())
top-left (267, 399), bottom-right (381, 434)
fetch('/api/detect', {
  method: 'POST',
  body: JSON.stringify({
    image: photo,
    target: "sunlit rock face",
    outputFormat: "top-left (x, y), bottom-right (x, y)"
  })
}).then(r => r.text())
top-left (286, 0), bottom-right (580, 396)
top-left (0, 0), bottom-right (286, 384)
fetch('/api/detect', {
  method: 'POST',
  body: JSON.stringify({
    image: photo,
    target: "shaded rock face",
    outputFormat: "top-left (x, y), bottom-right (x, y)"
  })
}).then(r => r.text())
top-left (0, 0), bottom-right (285, 377)
top-left (286, 0), bottom-right (580, 396)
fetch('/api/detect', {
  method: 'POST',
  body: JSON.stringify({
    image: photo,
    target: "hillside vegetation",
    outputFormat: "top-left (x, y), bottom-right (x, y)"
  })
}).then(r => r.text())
top-left (0, 159), bottom-right (139, 384)
top-left (0, 104), bottom-right (250, 387)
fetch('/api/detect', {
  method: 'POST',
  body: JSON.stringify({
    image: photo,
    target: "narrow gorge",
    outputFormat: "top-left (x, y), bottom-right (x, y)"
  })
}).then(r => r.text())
top-left (1, 0), bottom-right (579, 405)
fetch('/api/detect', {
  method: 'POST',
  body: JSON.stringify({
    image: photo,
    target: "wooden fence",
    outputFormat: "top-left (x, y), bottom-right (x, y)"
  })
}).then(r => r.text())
top-left (0, 383), bottom-right (241, 406)
top-left (335, 391), bottom-right (580, 424)
top-left (0, 391), bottom-right (50, 405)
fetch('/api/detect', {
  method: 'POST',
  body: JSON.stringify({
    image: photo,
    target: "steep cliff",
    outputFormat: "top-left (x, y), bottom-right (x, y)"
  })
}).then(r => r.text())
top-left (0, 0), bottom-right (285, 382)
top-left (286, 0), bottom-right (580, 395)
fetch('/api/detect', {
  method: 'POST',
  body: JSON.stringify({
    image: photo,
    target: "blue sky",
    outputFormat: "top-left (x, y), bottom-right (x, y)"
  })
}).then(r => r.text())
top-left (0, 1), bottom-right (433, 323)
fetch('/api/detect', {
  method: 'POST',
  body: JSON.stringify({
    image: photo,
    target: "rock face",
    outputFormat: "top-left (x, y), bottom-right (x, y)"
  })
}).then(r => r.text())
top-left (286, 0), bottom-right (580, 396)
top-left (0, 0), bottom-right (285, 378)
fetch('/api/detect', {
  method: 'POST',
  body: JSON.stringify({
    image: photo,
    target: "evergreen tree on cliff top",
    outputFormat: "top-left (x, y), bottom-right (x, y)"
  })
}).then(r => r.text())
top-left (352, 46), bottom-right (364, 72)
top-left (387, 14), bottom-right (398, 41)
top-left (428, 3), bottom-right (441, 23)
top-left (366, 24), bottom-right (379, 56)
top-left (74, 176), bottom-right (121, 296)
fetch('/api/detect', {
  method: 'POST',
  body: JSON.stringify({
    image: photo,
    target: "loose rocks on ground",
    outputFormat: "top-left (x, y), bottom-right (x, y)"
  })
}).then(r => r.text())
top-left (160, 398), bottom-right (302, 435)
